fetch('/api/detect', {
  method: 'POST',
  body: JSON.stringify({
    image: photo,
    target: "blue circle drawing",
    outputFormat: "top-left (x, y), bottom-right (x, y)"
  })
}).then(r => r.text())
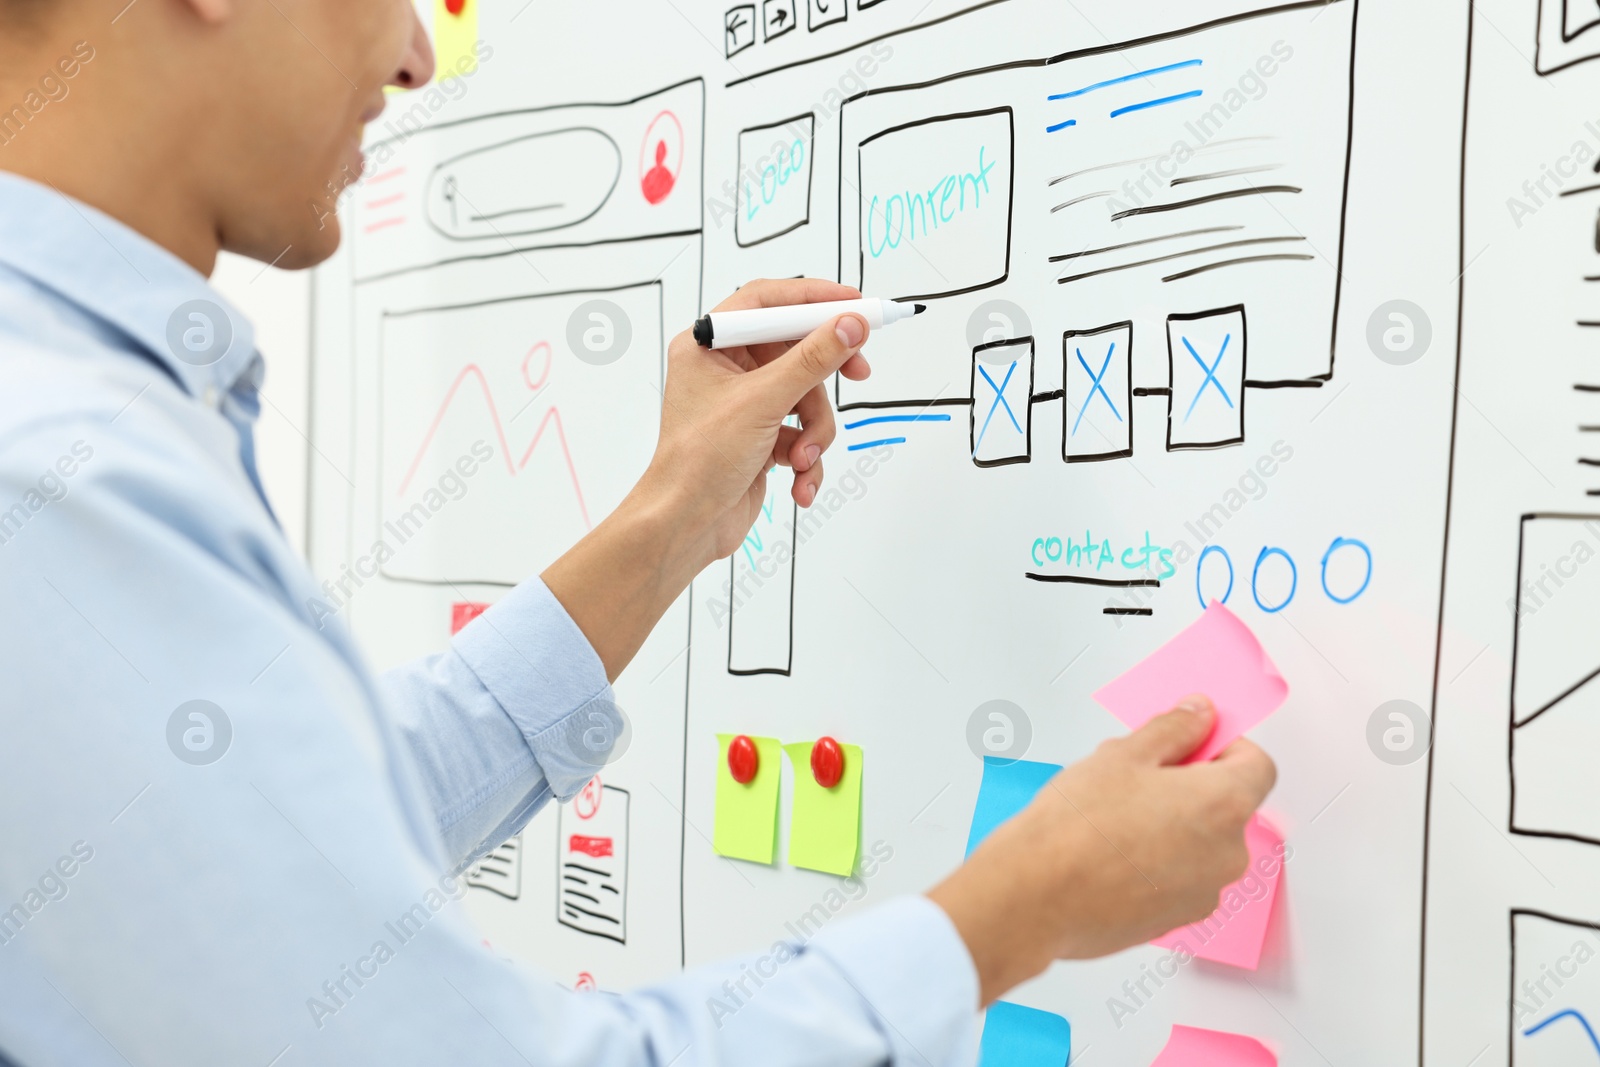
top-left (1196, 545), bottom-right (1234, 610)
top-left (1252, 547), bottom-right (1298, 613)
top-left (1321, 537), bottom-right (1373, 604)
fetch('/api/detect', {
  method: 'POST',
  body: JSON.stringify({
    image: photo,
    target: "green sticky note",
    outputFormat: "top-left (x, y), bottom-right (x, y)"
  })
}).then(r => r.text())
top-left (713, 735), bottom-right (783, 864)
top-left (784, 742), bottom-right (862, 876)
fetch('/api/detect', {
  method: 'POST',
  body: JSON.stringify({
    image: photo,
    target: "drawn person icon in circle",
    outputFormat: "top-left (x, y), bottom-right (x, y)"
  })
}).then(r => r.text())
top-left (642, 140), bottom-right (675, 204)
top-left (638, 110), bottom-right (683, 205)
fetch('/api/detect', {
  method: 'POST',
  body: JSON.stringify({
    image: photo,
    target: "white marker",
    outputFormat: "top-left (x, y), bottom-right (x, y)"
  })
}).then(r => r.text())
top-left (692, 297), bottom-right (924, 349)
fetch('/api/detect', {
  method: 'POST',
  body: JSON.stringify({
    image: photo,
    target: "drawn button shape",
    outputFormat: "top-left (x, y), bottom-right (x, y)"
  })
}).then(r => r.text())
top-left (811, 735), bottom-right (844, 788)
top-left (728, 734), bottom-right (759, 784)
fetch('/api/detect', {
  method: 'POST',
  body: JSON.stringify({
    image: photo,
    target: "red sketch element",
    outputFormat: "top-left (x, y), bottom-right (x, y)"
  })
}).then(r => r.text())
top-left (395, 361), bottom-right (592, 529)
top-left (450, 601), bottom-right (490, 634)
top-left (574, 972), bottom-right (597, 992)
top-left (574, 776), bottom-right (603, 819)
top-left (568, 834), bottom-right (614, 858)
top-left (367, 166), bottom-right (407, 185)
top-left (522, 340), bottom-right (553, 391)
top-left (363, 216), bottom-right (406, 234)
top-left (365, 192), bottom-right (405, 210)
top-left (445, 0), bottom-right (467, 15)
top-left (638, 110), bottom-right (684, 205)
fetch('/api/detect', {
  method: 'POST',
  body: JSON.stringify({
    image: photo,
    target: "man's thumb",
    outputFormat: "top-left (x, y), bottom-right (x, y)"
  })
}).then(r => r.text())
top-left (757, 313), bottom-right (867, 410)
top-left (1122, 695), bottom-right (1216, 765)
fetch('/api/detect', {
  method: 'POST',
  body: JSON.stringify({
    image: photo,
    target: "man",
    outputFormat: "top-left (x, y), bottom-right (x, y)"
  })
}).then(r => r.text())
top-left (0, 0), bottom-right (1276, 1064)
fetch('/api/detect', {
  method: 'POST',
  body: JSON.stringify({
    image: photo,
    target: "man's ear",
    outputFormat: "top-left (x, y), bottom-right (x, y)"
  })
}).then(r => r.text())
top-left (179, 0), bottom-right (234, 25)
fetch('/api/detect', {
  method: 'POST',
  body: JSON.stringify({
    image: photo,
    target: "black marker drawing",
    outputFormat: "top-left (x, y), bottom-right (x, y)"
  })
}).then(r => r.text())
top-left (557, 782), bottom-right (630, 945)
top-left (466, 834), bottom-right (523, 900)
top-left (806, 0), bottom-right (845, 33)
top-left (761, 0), bottom-right (796, 42)
top-left (969, 336), bottom-right (1033, 467)
top-left (1063, 322), bottom-right (1133, 463)
top-left (725, 5), bottom-right (757, 57)
top-left (1165, 305), bottom-right (1247, 451)
top-left (735, 113), bottom-right (816, 248)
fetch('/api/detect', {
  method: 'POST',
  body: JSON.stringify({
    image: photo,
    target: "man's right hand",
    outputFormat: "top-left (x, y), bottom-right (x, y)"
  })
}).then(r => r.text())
top-left (926, 696), bottom-right (1277, 1005)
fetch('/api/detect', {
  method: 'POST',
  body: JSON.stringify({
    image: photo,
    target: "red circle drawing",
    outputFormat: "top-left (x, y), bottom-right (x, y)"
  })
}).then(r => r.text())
top-left (522, 340), bottom-right (552, 391)
top-left (445, 0), bottom-right (466, 15)
top-left (575, 972), bottom-right (597, 992)
top-left (574, 776), bottom-right (603, 820)
top-left (639, 110), bottom-right (684, 205)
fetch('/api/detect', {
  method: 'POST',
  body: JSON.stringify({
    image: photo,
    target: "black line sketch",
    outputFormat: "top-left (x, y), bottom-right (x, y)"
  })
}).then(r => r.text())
top-left (970, 336), bottom-right (1033, 467)
top-left (1510, 909), bottom-right (1600, 1064)
top-left (1166, 305), bottom-right (1247, 451)
top-left (806, 0), bottom-right (845, 33)
top-left (466, 834), bottom-right (523, 900)
top-left (1536, 0), bottom-right (1600, 75)
top-left (557, 782), bottom-right (630, 944)
top-left (425, 128), bottom-right (621, 242)
top-left (1063, 322), bottom-right (1133, 463)
top-left (761, 0), bottom-right (796, 42)
top-left (1509, 514), bottom-right (1600, 847)
top-left (727, 494), bottom-right (798, 676)
top-left (725, 4), bottom-right (757, 57)
top-left (736, 113), bottom-right (816, 248)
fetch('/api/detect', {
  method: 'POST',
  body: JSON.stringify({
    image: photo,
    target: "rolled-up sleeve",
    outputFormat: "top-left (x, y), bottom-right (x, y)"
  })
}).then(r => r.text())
top-left (380, 578), bottom-right (620, 870)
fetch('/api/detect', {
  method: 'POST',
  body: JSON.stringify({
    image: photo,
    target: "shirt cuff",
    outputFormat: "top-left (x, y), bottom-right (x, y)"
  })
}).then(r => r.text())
top-left (809, 895), bottom-right (981, 1067)
top-left (451, 577), bottom-right (620, 801)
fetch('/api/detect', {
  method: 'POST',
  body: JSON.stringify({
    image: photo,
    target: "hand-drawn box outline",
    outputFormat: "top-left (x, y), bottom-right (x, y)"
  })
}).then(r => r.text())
top-left (735, 113), bottom-right (817, 249)
top-left (851, 106), bottom-right (1016, 303)
top-left (1062, 322), bottom-right (1134, 464)
top-left (727, 495), bottom-right (799, 677)
top-left (352, 78), bottom-right (705, 286)
top-left (1508, 908), bottom-right (1600, 1063)
top-left (762, 0), bottom-right (798, 42)
top-left (1508, 512), bottom-right (1600, 847)
top-left (374, 280), bottom-right (666, 589)
top-left (970, 336), bottom-right (1034, 468)
top-left (1535, 0), bottom-right (1600, 76)
top-left (822, 0), bottom-right (1356, 411)
top-left (1166, 305), bottom-right (1247, 452)
top-left (857, 0), bottom-right (891, 8)
top-left (557, 784), bottom-right (630, 945)
top-left (423, 127), bottom-right (622, 243)
top-left (725, 4), bottom-right (757, 57)
top-left (806, 0), bottom-right (845, 33)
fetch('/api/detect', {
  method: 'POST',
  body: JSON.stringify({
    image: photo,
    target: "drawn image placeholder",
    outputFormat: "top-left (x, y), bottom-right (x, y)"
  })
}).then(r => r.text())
top-left (1166, 306), bottom-right (1245, 451)
top-left (855, 108), bottom-right (1013, 301)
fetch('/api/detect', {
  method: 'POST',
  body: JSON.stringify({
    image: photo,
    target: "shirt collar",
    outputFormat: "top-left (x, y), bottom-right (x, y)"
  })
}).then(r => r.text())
top-left (0, 170), bottom-right (258, 402)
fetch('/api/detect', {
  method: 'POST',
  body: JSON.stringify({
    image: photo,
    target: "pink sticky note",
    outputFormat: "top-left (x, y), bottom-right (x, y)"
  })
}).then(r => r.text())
top-left (1092, 601), bottom-right (1286, 763)
top-left (1152, 814), bottom-right (1284, 969)
top-left (1151, 1024), bottom-right (1276, 1067)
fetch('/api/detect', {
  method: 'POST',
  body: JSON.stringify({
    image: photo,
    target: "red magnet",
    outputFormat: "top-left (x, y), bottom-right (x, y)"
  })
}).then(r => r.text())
top-left (811, 736), bottom-right (844, 789)
top-left (445, 0), bottom-right (467, 14)
top-left (728, 734), bottom-right (759, 784)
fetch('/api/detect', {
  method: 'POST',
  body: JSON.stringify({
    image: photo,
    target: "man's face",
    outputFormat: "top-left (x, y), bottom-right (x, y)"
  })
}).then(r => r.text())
top-left (215, 0), bottom-right (433, 268)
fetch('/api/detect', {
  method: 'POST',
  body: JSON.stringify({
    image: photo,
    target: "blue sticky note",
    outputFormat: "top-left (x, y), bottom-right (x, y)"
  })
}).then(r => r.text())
top-left (965, 756), bottom-right (1062, 858)
top-left (979, 1001), bottom-right (1071, 1066)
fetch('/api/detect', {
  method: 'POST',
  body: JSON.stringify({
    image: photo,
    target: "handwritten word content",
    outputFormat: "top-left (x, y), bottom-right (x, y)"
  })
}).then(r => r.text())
top-left (857, 109), bottom-right (1013, 298)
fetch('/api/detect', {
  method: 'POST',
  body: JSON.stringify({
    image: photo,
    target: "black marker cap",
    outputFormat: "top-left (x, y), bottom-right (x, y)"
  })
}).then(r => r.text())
top-left (693, 315), bottom-right (713, 348)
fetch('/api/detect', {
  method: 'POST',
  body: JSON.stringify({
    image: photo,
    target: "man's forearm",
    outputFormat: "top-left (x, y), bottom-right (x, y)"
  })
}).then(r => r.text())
top-left (541, 478), bottom-right (710, 681)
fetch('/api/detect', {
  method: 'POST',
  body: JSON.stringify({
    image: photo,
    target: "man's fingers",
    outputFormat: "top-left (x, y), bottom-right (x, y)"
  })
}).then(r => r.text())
top-left (1209, 737), bottom-right (1277, 806)
top-left (1118, 695), bottom-right (1217, 766)
top-left (788, 383), bottom-right (835, 472)
top-left (792, 455), bottom-right (822, 507)
top-left (752, 314), bottom-right (868, 417)
top-left (713, 278), bottom-right (861, 314)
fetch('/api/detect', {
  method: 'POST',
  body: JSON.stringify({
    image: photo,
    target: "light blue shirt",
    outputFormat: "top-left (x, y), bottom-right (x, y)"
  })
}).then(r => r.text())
top-left (0, 171), bottom-right (979, 1067)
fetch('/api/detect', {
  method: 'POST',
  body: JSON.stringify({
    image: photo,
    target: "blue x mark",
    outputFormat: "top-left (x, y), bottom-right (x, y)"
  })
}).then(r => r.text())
top-left (1072, 343), bottom-right (1123, 436)
top-left (975, 361), bottom-right (1021, 453)
top-left (1182, 333), bottom-right (1233, 423)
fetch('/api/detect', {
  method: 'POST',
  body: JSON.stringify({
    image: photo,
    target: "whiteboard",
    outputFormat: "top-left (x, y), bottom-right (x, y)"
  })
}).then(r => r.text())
top-left (302, 0), bottom-right (1593, 1060)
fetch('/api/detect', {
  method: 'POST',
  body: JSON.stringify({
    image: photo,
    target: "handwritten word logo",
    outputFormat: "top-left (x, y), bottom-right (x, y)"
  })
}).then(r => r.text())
top-left (566, 300), bottom-right (632, 367)
top-left (165, 300), bottom-right (234, 368)
top-left (166, 700), bottom-right (233, 766)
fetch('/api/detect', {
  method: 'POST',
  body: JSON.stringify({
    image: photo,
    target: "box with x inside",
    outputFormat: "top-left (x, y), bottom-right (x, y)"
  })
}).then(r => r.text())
top-left (1166, 305), bottom-right (1246, 451)
top-left (969, 336), bottom-right (1033, 467)
top-left (1063, 322), bottom-right (1132, 463)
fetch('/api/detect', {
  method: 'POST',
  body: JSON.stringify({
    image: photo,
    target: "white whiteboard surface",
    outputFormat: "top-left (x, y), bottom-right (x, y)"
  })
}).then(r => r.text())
top-left (300, 0), bottom-right (1599, 1060)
